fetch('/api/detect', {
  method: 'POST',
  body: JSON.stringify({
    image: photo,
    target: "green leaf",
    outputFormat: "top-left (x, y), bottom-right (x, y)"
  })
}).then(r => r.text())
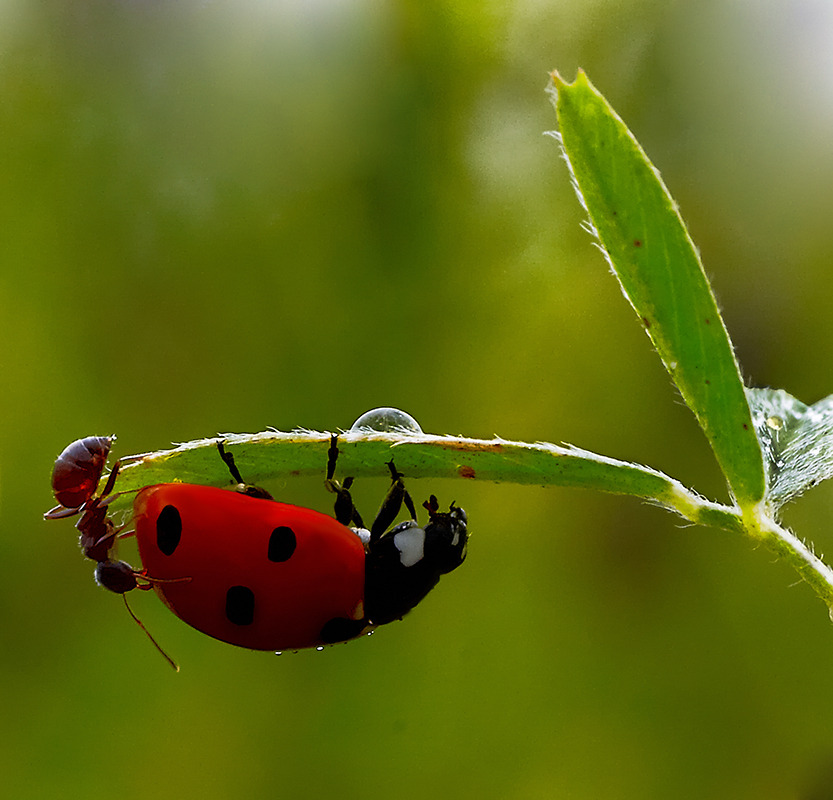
top-left (748, 388), bottom-right (833, 507)
top-left (549, 71), bottom-right (765, 508)
top-left (101, 430), bottom-right (742, 534)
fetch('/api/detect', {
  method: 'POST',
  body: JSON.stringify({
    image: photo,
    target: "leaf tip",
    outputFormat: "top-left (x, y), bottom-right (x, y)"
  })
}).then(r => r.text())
top-left (548, 68), bottom-right (590, 90)
top-left (549, 69), bottom-right (567, 90)
top-left (547, 69), bottom-right (592, 110)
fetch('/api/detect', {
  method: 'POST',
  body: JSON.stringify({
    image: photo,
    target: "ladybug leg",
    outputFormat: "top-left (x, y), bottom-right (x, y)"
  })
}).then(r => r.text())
top-left (369, 460), bottom-right (417, 542)
top-left (218, 441), bottom-right (246, 484)
top-left (324, 435), bottom-right (365, 528)
top-left (217, 442), bottom-right (273, 500)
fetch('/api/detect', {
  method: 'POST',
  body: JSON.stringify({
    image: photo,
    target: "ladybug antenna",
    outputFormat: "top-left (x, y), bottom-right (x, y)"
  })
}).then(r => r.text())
top-left (121, 593), bottom-right (180, 672)
top-left (423, 495), bottom-right (440, 516)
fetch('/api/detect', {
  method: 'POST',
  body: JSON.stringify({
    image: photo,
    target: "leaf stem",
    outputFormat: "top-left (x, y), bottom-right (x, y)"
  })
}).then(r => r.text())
top-left (743, 504), bottom-right (833, 609)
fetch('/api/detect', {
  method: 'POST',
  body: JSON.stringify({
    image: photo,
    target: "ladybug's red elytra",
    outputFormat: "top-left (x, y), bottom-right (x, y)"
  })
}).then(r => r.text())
top-left (133, 437), bottom-right (468, 651)
top-left (45, 434), bottom-right (469, 659)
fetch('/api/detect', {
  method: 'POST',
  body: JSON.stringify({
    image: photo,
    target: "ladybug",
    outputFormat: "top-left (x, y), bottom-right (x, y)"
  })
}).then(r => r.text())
top-left (132, 436), bottom-right (468, 652)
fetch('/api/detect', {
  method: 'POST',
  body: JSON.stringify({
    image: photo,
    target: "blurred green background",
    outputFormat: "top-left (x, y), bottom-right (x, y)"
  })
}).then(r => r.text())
top-left (5, 1), bottom-right (833, 797)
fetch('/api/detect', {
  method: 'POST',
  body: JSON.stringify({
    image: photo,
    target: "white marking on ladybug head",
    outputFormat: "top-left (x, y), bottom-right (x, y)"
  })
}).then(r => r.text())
top-left (393, 525), bottom-right (426, 568)
top-left (351, 527), bottom-right (372, 548)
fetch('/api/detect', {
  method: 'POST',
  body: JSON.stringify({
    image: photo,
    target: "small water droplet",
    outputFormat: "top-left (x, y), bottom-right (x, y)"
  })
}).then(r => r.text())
top-left (275, 651), bottom-right (282, 656)
top-left (349, 407), bottom-right (423, 434)
top-left (316, 646), bottom-right (324, 652)
top-left (766, 416), bottom-right (784, 431)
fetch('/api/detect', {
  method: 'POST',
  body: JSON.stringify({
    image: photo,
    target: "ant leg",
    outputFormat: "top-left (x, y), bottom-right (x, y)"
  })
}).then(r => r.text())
top-left (97, 459), bottom-right (122, 499)
top-left (44, 503), bottom-right (84, 520)
top-left (369, 460), bottom-right (417, 542)
top-left (324, 435), bottom-right (365, 528)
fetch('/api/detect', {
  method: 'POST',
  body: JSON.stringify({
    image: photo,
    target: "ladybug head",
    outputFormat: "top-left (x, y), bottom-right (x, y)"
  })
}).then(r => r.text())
top-left (422, 500), bottom-right (468, 574)
top-left (363, 498), bottom-right (468, 627)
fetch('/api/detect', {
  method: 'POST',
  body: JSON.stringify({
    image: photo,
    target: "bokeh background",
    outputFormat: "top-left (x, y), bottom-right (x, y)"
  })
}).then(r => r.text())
top-left (4, 1), bottom-right (833, 797)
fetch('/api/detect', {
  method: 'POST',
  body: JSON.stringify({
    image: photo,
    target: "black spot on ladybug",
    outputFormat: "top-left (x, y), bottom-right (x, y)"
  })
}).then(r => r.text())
top-left (267, 526), bottom-right (297, 562)
top-left (156, 505), bottom-right (182, 556)
top-left (320, 617), bottom-right (366, 644)
top-left (225, 585), bottom-right (255, 626)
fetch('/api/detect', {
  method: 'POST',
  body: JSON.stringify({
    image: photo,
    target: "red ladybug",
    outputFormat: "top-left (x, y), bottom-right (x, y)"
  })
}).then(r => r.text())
top-left (132, 436), bottom-right (468, 652)
top-left (46, 434), bottom-right (468, 658)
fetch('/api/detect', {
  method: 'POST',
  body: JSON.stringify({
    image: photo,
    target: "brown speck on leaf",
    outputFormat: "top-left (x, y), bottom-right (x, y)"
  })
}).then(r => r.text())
top-left (634, 240), bottom-right (642, 247)
top-left (642, 317), bottom-right (651, 329)
top-left (459, 465), bottom-right (476, 479)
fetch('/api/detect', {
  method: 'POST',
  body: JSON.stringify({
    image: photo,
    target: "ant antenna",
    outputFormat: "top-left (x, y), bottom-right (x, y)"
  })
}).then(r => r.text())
top-left (121, 594), bottom-right (179, 672)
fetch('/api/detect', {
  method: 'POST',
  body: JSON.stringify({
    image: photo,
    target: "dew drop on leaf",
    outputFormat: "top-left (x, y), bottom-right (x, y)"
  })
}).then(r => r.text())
top-left (349, 407), bottom-right (423, 434)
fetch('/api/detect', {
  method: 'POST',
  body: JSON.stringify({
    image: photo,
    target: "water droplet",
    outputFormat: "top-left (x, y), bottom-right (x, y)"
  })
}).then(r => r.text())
top-left (275, 651), bottom-right (282, 656)
top-left (766, 416), bottom-right (784, 431)
top-left (316, 646), bottom-right (324, 652)
top-left (349, 407), bottom-right (423, 434)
